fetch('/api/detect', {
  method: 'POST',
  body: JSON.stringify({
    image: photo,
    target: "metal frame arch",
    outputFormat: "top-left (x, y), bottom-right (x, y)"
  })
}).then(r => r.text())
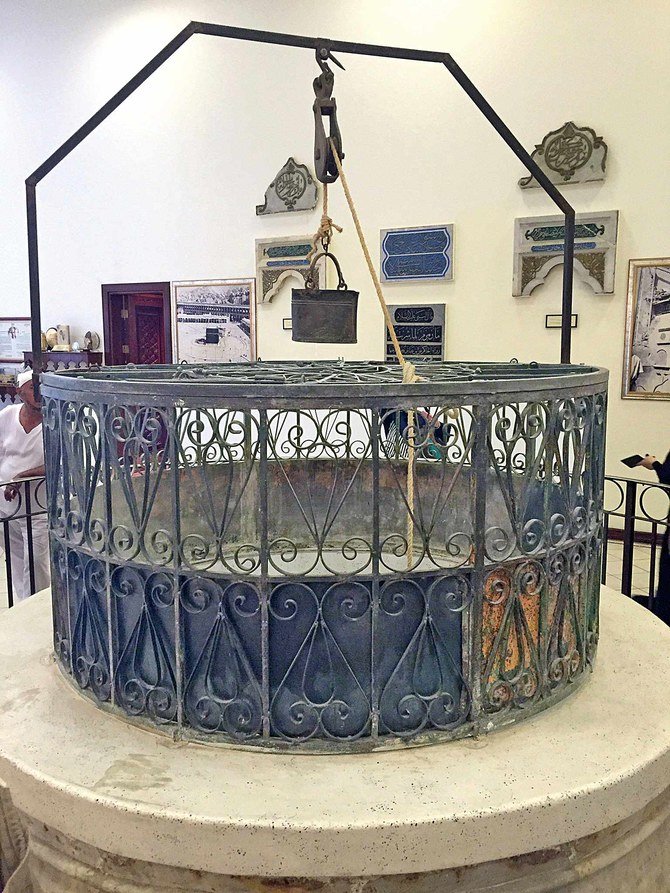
top-left (26, 21), bottom-right (576, 374)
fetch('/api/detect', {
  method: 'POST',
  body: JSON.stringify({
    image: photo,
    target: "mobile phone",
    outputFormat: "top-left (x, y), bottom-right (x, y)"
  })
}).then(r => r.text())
top-left (621, 454), bottom-right (644, 468)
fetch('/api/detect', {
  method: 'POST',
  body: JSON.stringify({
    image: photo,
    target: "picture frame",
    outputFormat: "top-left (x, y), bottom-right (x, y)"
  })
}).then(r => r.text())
top-left (56, 324), bottom-right (71, 347)
top-left (0, 317), bottom-right (32, 362)
top-left (0, 360), bottom-right (23, 385)
top-left (172, 279), bottom-right (256, 364)
top-left (622, 258), bottom-right (670, 400)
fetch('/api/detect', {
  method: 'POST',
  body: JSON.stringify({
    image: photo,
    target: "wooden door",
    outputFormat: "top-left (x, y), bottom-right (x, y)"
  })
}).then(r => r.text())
top-left (102, 282), bottom-right (172, 366)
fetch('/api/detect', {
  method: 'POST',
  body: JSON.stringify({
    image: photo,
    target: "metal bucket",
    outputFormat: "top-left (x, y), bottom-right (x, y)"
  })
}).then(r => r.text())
top-left (292, 250), bottom-right (358, 343)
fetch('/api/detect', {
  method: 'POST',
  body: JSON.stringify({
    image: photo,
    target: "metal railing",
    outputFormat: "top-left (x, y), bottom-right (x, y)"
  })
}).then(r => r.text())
top-left (3, 471), bottom-right (667, 616)
top-left (0, 475), bottom-right (47, 609)
top-left (603, 474), bottom-right (670, 609)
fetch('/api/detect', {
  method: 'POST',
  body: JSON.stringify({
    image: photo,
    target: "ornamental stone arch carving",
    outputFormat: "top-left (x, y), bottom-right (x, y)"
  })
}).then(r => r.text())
top-left (513, 211), bottom-right (618, 297)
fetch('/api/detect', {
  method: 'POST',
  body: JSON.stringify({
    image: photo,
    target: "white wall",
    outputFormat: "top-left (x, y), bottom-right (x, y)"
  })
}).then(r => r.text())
top-left (2, 0), bottom-right (668, 472)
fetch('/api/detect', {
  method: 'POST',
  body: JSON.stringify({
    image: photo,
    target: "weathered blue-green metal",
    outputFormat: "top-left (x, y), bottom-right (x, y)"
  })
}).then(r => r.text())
top-left (41, 360), bottom-right (607, 751)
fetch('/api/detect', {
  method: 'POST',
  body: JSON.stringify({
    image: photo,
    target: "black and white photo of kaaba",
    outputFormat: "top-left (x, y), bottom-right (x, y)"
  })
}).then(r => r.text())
top-left (172, 279), bottom-right (256, 364)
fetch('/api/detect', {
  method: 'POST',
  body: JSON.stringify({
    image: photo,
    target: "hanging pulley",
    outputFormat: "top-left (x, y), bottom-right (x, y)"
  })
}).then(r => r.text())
top-left (313, 42), bottom-right (345, 184)
top-left (295, 44), bottom-right (357, 344)
top-left (292, 250), bottom-right (358, 343)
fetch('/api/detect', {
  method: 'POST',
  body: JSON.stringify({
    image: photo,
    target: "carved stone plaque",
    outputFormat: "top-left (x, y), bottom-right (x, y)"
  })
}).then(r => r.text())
top-left (256, 158), bottom-right (318, 215)
top-left (513, 211), bottom-right (618, 296)
top-left (519, 122), bottom-right (608, 188)
top-left (256, 236), bottom-right (323, 304)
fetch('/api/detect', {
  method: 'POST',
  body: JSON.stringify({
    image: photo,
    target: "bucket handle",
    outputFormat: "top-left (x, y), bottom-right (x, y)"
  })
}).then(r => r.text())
top-left (305, 250), bottom-right (348, 291)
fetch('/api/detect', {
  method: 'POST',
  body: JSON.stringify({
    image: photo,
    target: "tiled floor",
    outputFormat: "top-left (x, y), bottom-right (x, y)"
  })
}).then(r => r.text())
top-left (603, 539), bottom-right (662, 600)
top-left (0, 538), bottom-right (662, 616)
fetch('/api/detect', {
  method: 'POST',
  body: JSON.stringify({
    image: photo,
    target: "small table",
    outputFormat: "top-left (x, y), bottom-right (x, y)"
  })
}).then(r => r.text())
top-left (23, 350), bottom-right (103, 371)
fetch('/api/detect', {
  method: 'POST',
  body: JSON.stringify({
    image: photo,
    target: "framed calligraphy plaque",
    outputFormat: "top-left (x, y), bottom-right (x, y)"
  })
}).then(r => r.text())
top-left (385, 304), bottom-right (446, 363)
top-left (256, 236), bottom-right (323, 304)
top-left (380, 225), bottom-right (453, 283)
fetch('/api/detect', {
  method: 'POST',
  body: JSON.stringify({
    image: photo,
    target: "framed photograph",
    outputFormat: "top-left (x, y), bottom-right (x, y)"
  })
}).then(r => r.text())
top-left (0, 318), bottom-right (32, 361)
top-left (56, 324), bottom-right (71, 347)
top-left (623, 259), bottom-right (670, 400)
top-left (172, 279), bottom-right (256, 364)
top-left (0, 361), bottom-right (23, 385)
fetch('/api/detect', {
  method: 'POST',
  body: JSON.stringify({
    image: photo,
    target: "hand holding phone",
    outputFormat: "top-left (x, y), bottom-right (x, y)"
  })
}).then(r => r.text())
top-left (621, 454), bottom-right (644, 468)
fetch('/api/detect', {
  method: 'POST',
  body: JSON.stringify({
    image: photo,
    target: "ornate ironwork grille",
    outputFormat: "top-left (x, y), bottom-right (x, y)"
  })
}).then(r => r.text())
top-left (41, 361), bottom-right (607, 751)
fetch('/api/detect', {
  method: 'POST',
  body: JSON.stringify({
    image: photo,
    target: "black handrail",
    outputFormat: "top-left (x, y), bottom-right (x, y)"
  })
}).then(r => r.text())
top-left (603, 474), bottom-right (670, 609)
top-left (0, 475), bottom-right (47, 609)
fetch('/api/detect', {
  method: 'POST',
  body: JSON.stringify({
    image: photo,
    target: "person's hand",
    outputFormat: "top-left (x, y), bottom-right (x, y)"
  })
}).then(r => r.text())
top-left (640, 455), bottom-right (657, 470)
top-left (3, 484), bottom-right (18, 501)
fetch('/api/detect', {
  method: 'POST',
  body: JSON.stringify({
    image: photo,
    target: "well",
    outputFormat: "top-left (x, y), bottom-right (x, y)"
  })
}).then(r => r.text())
top-left (40, 359), bottom-right (607, 750)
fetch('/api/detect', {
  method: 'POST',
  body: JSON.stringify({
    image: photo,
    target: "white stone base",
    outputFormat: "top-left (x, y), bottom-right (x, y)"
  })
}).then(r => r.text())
top-left (9, 786), bottom-right (670, 892)
top-left (1, 588), bottom-right (669, 892)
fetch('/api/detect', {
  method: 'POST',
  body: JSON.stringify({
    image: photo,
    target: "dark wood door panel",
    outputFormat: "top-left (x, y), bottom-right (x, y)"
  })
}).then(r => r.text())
top-left (133, 305), bottom-right (165, 365)
top-left (102, 282), bottom-right (171, 365)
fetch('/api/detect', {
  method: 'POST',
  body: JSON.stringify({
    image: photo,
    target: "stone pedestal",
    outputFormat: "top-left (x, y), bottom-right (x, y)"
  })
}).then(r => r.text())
top-left (1, 588), bottom-right (669, 892)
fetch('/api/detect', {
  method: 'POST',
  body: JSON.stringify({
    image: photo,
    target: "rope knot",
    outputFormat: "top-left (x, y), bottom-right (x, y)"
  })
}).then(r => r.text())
top-left (402, 360), bottom-right (417, 384)
top-left (308, 183), bottom-right (343, 261)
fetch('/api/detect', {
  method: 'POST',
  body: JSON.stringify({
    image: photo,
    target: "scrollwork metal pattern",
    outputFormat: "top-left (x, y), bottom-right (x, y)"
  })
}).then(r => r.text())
top-left (181, 576), bottom-right (263, 738)
top-left (41, 361), bottom-right (607, 750)
top-left (112, 565), bottom-right (177, 723)
top-left (378, 406), bottom-right (475, 572)
top-left (378, 574), bottom-right (470, 735)
top-left (269, 581), bottom-right (372, 741)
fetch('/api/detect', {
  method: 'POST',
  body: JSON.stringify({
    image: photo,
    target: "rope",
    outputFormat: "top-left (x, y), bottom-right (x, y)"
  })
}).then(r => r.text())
top-left (328, 139), bottom-right (409, 370)
top-left (329, 137), bottom-right (417, 566)
top-left (308, 182), bottom-right (343, 262)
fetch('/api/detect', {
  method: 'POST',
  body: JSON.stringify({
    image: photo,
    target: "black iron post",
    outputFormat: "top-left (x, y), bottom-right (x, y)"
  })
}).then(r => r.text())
top-left (621, 480), bottom-right (637, 597)
top-left (2, 521), bottom-right (14, 609)
top-left (560, 212), bottom-right (576, 364)
top-left (26, 182), bottom-right (42, 378)
top-left (442, 57), bottom-right (575, 362)
top-left (649, 521), bottom-right (659, 610)
top-left (601, 512), bottom-right (609, 585)
top-left (24, 484), bottom-right (36, 595)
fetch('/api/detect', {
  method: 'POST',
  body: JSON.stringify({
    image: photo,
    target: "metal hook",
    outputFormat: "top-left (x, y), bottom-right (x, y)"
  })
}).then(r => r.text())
top-left (313, 40), bottom-right (345, 184)
top-left (316, 43), bottom-right (345, 73)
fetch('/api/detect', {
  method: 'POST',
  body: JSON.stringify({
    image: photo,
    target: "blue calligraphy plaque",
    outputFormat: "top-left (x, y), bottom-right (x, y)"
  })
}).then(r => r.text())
top-left (380, 225), bottom-right (453, 283)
